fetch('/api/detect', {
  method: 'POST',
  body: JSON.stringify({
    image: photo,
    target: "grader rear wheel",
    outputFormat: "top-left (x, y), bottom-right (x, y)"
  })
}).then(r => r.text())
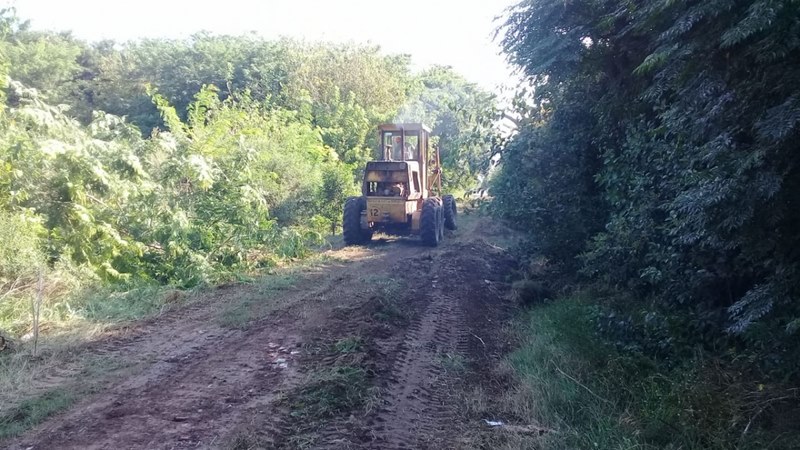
top-left (443, 194), bottom-right (457, 230)
top-left (437, 200), bottom-right (444, 242)
top-left (421, 198), bottom-right (441, 247)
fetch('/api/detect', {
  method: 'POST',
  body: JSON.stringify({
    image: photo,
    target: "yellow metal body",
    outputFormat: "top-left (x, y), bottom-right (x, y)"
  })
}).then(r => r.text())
top-left (354, 123), bottom-right (440, 236)
top-left (365, 198), bottom-right (419, 225)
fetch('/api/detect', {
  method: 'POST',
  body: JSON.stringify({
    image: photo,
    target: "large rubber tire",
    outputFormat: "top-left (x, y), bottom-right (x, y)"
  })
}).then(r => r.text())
top-left (443, 194), bottom-right (457, 230)
top-left (435, 198), bottom-right (444, 242)
top-left (343, 196), bottom-right (372, 245)
top-left (420, 198), bottom-right (440, 247)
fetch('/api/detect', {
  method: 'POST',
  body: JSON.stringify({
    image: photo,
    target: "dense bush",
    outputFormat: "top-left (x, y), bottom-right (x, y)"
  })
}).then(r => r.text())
top-left (2, 79), bottom-right (335, 287)
top-left (495, 3), bottom-right (800, 443)
top-left (496, 0), bottom-right (800, 372)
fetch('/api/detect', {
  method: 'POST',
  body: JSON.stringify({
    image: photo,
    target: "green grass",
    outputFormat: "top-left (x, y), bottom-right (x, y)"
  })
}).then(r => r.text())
top-left (499, 293), bottom-right (800, 450)
top-left (0, 281), bottom-right (187, 430)
top-left (289, 365), bottom-right (373, 420)
top-left (334, 336), bottom-right (364, 354)
top-left (0, 387), bottom-right (77, 439)
top-left (79, 354), bottom-right (136, 378)
top-left (0, 343), bottom-right (145, 441)
top-left (438, 352), bottom-right (467, 375)
top-left (230, 357), bottom-right (374, 450)
top-left (361, 275), bottom-right (408, 324)
top-left (503, 295), bottom-right (626, 449)
top-left (217, 306), bottom-right (251, 330)
top-left (218, 274), bottom-right (299, 329)
top-left (265, 334), bottom-right (379, 448)
top-left (257, 273), bottom-right (300, 294)
top-left (78, 284), bottom-right (181, 322)
top-left (2, 253), bottom-right (336, 341)
top-left (0, 281), bottom-right (183, 341)
top-left (229, 434), bottom-right (268, 450)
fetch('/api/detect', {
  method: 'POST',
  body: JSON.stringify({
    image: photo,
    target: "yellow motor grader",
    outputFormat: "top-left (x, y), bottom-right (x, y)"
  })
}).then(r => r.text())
top-left (343, 123), bottom-right (457, 246)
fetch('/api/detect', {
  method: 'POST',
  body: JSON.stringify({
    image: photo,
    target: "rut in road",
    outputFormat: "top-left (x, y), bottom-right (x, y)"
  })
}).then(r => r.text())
top-left (308, 237), bottom-right (517, 450)
top-left (368, 252), bottom-right (472, 448)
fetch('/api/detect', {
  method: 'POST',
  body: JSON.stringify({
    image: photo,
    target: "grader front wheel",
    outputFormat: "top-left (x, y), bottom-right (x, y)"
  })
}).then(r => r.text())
top-left (343, 196), bottom-right (372, 245)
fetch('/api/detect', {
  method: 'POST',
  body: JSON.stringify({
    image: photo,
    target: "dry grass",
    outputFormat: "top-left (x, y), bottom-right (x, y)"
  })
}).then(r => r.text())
top-left (0, 387), bottom-right (77, 439)
top-left (0, 255), bottom-right (344, 440)
top-left (0, 279), bottom-right (185, 418)
top-left (0, 326), bottom-right (106, 409)
top-left (0, 336), bottom-right (115, 439)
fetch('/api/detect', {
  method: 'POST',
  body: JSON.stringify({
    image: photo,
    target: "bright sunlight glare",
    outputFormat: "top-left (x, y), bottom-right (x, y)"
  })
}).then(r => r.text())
top-left (3, 0), bottom-right (520, 93)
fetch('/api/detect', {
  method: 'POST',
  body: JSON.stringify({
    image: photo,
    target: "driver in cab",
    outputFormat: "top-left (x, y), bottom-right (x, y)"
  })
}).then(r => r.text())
top-left (390, 136), bottom-right (416, 161)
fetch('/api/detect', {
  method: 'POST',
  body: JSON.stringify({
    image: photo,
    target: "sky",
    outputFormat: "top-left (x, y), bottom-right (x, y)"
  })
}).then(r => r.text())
top-left (3, 0), bottom-right (521, 94)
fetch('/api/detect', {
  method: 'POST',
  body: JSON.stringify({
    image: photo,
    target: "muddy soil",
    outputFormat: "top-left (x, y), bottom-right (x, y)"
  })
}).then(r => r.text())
top-left (4, 215), bottom-right (519, 450)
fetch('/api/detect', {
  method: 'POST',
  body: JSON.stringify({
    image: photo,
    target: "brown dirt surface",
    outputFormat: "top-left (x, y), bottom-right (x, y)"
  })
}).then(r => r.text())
top-left (3, 213), bottom-right (521, 450)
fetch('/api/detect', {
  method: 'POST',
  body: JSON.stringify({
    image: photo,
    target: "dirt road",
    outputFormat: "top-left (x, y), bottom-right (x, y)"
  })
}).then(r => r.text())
top-left (5, 215), bottom-right (518, 449)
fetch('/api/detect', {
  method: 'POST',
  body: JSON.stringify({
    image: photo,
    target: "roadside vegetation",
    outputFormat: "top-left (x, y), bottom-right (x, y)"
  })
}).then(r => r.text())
top-left (0, 8), bottom-right (499, 355)
top-left (493, 0), bottom-right (800, 448)
top-left (495, 294), bottom-right (799, 449)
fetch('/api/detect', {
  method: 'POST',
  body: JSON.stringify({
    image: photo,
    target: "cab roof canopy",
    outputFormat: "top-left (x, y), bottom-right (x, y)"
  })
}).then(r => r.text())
top-left (378, 123), bottom-right (432, 133)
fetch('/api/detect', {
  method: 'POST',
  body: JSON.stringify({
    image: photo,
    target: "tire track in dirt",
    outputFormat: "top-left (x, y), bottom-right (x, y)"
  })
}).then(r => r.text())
top-left (364, 241), bottom-right (513, 450)
top-left (309, 220), bottom-right (518, 449)
top-left (5, 243), bottom-right (421, 450)
top-left (366, 253), bottom-right (468, 449)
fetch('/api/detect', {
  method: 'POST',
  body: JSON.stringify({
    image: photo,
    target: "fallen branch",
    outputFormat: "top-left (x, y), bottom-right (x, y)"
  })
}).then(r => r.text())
top-left (741, 393), bottom-right (798, 439)
top-left (484, 419), bottom-right (556, 435)
top-left (471, 333), bottom-right (486, 348)
top-left (552, 363), bottom-right (613, 405)
top-left (482, 240), bottom-right (507, 252)
top-left (0, 276), bottom-right (35, 302)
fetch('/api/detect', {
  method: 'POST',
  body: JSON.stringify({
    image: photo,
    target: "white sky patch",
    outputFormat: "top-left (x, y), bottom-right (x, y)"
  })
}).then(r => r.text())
top-left (3, 0), bottom-right (521, 93)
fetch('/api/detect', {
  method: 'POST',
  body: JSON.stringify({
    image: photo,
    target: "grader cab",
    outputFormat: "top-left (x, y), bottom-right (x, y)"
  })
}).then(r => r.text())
top-left (343, 123), bottom-right (457, 246)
